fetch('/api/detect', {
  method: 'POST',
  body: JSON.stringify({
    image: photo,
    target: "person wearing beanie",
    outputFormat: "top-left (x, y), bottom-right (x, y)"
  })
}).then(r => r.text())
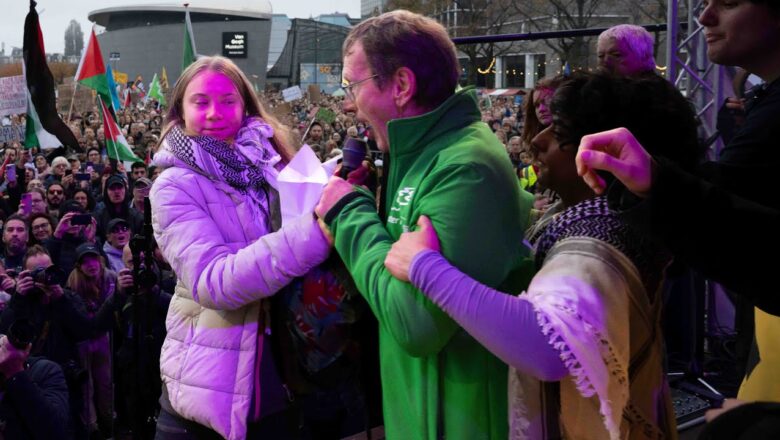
top-left (43, 157), bottom-right (69, 187)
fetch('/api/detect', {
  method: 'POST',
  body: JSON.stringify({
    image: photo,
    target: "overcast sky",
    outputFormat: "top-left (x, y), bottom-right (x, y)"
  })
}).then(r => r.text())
top-left (3, 0), bottom-right (360, 55)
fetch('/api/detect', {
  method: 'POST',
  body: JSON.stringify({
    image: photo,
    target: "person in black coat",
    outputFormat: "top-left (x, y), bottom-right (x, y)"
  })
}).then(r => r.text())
top-left (0, 245), bottom-right (92, 439)
top-left (0, 338), bottom-right (71, 440)
top-left (575, 0), bottom-right (780, 315)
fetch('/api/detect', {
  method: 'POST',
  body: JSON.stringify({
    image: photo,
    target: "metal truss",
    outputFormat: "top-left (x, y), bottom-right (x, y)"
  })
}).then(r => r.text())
top-left (666, 0), bottom-right (728, 157)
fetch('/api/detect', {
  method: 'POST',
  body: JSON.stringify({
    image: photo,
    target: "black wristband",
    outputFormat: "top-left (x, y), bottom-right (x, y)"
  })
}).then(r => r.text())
top-left (322, 191), bottom-right (364, 225)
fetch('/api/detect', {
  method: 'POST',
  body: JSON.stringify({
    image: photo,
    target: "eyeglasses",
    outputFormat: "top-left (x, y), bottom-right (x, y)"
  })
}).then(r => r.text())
top-left (341, 74), bottom-right (379, 101)
top-left (48, 190), bottom-right (63, 195)
top-left (32, 223), bottom-right (51, 231)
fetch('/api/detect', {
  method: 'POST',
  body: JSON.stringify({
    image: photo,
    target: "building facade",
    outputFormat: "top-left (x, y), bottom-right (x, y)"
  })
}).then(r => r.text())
top-left (89, 1), bottom-right (273, 88)
top-left (361, 0), bottom-right (387, 18)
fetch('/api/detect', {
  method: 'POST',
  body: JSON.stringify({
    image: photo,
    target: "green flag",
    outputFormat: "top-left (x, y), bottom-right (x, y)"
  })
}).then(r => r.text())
top-left (148, 73), bottom-right (166, 106)
top-left (182, 8), bottom-right (197, 71)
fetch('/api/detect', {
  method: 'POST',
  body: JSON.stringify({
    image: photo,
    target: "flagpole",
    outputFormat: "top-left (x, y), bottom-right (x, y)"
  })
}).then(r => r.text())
top-left (66, 81), bottom-right (79, 124)
top-left (107, 102), bottom-right (122, 163)
top-left (301, 117), bottom-right (317, 142)
top-left (68, 32), bottom-right (90, 125)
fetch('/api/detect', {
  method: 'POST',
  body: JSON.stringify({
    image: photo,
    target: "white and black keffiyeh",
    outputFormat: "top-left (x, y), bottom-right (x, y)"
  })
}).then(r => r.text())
top-left (529, 196), bottom-right (670, 295)
top-left (162, 117), bottom-right (281, 206)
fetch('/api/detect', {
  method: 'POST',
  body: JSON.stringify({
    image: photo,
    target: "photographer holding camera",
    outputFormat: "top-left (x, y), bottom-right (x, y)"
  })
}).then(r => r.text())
top-left (0, 330), bottom-right (71, 439)
top-left (0, 245), bottom-right (93, 439)
top-left (45, 200), bottom-right (98, 277)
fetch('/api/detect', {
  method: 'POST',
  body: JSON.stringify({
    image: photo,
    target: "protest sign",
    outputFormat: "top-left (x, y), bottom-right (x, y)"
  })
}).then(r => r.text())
top-left (0, 75), bottom-right (27, 117)
top-left (282, 85), bottom-right (303, 102)
top-left (113, 70), bottom-right (128, 86)
top-left (308, 84), bottom-right (322, 103)
top-left (0, 125), bottom-right (25, 143)
top-left (57, 84), bottom-right (95, 114)
top-left (315, 107), bottom-right (336, 124)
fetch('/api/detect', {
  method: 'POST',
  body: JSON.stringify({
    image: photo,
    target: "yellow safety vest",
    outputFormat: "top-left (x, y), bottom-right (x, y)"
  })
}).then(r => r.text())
top-left (519, 165), bottom-right (537, 190)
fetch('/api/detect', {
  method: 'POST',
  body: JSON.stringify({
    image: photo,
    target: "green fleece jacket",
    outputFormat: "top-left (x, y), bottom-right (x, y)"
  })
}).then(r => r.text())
top-left (325, 88), bottom-right (532, 440)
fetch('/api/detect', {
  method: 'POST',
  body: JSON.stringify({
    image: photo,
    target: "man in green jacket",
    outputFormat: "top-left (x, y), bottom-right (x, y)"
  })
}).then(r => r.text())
top-left (315, 10), bottom-right (532, 440)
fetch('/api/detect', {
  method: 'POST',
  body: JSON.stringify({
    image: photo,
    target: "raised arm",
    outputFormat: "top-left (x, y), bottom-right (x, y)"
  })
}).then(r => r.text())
top-left (384, 215), bottom-right (563, 379)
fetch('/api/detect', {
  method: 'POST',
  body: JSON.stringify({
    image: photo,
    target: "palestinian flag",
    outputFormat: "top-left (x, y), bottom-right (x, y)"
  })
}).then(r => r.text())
top-left (99, 98), bottom-right (141, 162)
top-left (182, 7), bottom-right (198, 71)
top-left (74, 27), bottom-right (112, 108)
top-left (23, 0), bottom-right (79, 151)
top-left (24, 79), bottom-right (61, 150)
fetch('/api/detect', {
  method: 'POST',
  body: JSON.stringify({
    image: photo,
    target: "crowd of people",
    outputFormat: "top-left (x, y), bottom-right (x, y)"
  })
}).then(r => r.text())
top-left (0, 123), bottom-right (175, 439)
top-left (0, 2), bottom-right (778, 440)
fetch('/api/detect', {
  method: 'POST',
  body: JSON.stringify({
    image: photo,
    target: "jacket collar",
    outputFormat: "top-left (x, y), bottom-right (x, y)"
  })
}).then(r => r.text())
top-left (386, 87), bottom-right (481, 158)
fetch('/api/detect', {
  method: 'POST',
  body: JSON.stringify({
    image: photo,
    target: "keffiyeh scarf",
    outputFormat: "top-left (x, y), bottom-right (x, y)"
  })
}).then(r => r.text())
top-left (162, 117), bottom-right (282, 207)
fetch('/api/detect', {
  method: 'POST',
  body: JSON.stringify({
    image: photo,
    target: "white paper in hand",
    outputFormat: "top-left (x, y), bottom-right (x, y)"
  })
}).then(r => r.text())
top-left (277, 144), bottom-right (330, 224)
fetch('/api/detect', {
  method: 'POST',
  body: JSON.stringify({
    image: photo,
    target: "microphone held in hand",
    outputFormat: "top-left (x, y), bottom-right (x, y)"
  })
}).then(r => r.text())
top-left (340, 137), bottom-right (368, 179)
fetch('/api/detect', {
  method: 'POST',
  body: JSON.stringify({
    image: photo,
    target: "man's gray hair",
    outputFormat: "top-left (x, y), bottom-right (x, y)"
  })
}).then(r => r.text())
top-left (598, 24), bottom-right (656, 72)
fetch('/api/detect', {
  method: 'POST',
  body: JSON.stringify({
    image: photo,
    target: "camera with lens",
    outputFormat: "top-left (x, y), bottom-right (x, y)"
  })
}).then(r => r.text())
top-left (30, 265), bottom-right (66, 286)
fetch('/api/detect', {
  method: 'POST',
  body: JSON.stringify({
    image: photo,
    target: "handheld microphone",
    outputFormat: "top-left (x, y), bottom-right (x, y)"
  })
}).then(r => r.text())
top-left (340, 137), bottom-right (368, 179)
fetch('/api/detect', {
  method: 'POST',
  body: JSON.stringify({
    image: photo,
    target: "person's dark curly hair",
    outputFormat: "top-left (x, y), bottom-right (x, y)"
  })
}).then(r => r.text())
top-left (71, 188), bottom-right (97, 212)
top-left (550, 72), bottom-right (702, 173)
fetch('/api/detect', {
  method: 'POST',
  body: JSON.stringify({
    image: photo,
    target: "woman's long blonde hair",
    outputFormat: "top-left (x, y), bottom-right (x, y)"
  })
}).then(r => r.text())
top-left (158, 56), bottom-right (295, 163)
